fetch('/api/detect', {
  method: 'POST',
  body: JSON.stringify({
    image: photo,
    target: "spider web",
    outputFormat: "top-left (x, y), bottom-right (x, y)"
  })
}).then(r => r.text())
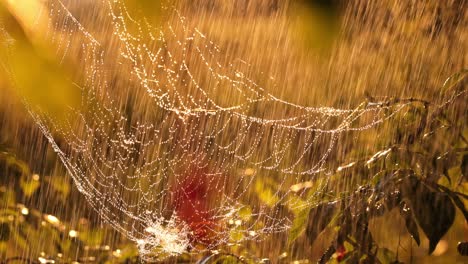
top-left (14, 0), bottom-right (408, 260)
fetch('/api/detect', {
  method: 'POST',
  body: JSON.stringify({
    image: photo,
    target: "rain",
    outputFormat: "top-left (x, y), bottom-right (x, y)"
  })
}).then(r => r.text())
top-left (0, 0), bottom-right (466, 263)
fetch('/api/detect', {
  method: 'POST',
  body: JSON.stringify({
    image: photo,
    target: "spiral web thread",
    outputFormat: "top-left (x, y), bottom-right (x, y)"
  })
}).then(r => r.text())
top-left (21, 0), bottom-right (409, 260)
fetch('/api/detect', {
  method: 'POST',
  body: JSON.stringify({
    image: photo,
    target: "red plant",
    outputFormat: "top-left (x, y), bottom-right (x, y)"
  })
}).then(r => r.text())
top-left (172, 166), bottom-right (225, 246)
top-left (335, 244), bottom-right (346, 262)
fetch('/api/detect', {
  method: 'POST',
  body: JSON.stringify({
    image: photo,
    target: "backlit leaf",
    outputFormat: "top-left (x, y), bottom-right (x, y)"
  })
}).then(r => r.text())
top-left (399, 201), bottom-right (420, 246)
top-left (306, 202), bottom-right (337, 245)
top-left (402, 178), bottom-right (456, 254)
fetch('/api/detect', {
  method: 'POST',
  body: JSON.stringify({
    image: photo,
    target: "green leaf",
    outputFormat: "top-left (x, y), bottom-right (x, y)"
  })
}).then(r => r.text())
top-left (447, 166), bottom-right (462, 185)
top-left (255, 180), bottom-right (279, 207)
top-left (399, 201), bottom-right (420, 246)
top-left (2, 152), bottom-right (30, 176)
top-left (291, 0), bottom-right (340, 52)
top-left (287, 200), bottom-right (337, 246)
top-left (376, 248), bottom-right (397, 264)
top-left (20, 176), bottom-right (40, 197)
top-left (119, 244), bottom-right (140, 260)
top-left (19, 182), bottom-right (39, 198)
top-left (1, 2), bottom-right (81, 120)
top-left (402, 178), bottom-right (456, 254)
top-left (446, 192), bottom-right (468, 222)
top-left (46, 175), bottom-right (70, 200)
top-left (122, 0), bottom-right (163, 26)
top-left (238, 206), bottom-right (252, 222)
top-left (10, 43), bottom-right (80, 119)
top-left (288, 206), bottom-right (309, 245)
top-left (305, 202), bottom-right (337, 245)
top-left (79, 228), bottom-right (105, 246)
top-left (230, 229), bottom-right (244, 242)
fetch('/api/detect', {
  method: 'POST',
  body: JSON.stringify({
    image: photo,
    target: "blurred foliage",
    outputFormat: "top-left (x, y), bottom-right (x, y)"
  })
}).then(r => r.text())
top-left (124, 0), bottom-right (164, 24)
top-left (0, 148), bottom-right (140, 263)
top-left (291, 0), bottom-right (341, 52)
top-left (281, 69), bottom-right (468, 263)
top-left (0, 0), bottom-right (80, 121)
